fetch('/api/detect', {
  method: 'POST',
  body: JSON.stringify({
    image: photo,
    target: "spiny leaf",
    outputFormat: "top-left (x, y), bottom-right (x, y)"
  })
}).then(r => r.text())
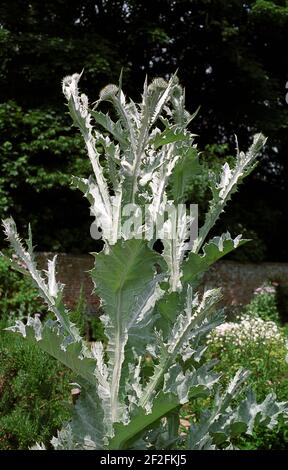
top-left (52, 380), bottom-right (105, 450)
top-left (187, 370), bottom-right (288, 450)
top-left (91, 239), bottom-right (165, 423)
top-left (90, 110), bottom-right (127, 146)
top-left (183, 232), bottom-right (248, 282)
top-left (149, 127), bottom-right (188, 150)
top-left (109, 392), bottom-right (179, 450)
top-left (168, 147), bottom-right (200, 203)
top-left (194, 133), bottom-right (266, 253)
top-left (2, 217), bottom-right (81, 341)
top-left (7, 317), bottom-right (96, 384)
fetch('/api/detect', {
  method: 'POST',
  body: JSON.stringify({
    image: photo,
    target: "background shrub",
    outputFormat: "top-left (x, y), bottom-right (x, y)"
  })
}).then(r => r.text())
top-left (0, 318), bottom-right (72, 450)
top-left (243, 284), bottom-right (280, 323)
top-left (0, 255), bottom-right (45, 318)
top-left (198, 292), bottom-right (288, 449)
top-left (0, 256), bottom-right (74, 449)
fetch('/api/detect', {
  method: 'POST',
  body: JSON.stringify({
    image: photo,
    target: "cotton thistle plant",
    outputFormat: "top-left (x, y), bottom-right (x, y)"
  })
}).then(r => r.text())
top-left (1, 72), bottom-right (288, 450)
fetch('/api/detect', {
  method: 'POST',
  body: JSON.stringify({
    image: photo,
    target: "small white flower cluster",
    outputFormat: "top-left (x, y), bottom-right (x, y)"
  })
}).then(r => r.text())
top-left (254, 283), bottom-right (277, 295)
top-left (208, 314), bottom-right (284, 349)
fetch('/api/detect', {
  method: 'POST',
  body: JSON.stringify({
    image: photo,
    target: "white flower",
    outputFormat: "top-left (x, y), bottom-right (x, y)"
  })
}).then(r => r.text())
top-left (209, 314), bottom-right (285, 351)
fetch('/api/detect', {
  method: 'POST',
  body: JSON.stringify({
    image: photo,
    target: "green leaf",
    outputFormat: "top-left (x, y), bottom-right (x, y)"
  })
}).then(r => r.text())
top-left (138, 287), bottom-right (222, 411)
top-left (149, 127), bottom-right (188, 150)
top-left (52, 380), bottom-right (105, 450)
top-left (168, 147), bottom-right (200, 203)
top-left (182, 232), bottom-right (248, 282)
top-left (91, 239), bottom-right (164, 423)
top-left (155, 290), bottom-right (183, 338)
top-left (164, 362), bottom-right (220, 403)
top-left (109, 392), bottom-right (179, 450)
top-left (193, 133), bottom-right (266, 253)
top-left (2, 218), bottom-right (82, 342)
top-left (90, 110), bottom-right (127, 146)
top-left (187, 369), bottom-right (288, 449)
top-left (71, 175), bottom-right (94, 204)
top-left (7, 317), bottom-right (96, 385)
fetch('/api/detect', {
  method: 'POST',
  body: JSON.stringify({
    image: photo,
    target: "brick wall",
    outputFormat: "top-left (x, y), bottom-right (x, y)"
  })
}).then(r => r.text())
top-left (36, 254), bottom-right (288, 311)
top-left (204, 260), bottom-right (288, 306)
top-left (36, 252), bottom-right (99, 313)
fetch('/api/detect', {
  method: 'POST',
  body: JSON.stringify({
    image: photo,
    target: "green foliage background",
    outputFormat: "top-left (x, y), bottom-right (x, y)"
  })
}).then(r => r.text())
top-left (0, 257), bottom-right (72, 449)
